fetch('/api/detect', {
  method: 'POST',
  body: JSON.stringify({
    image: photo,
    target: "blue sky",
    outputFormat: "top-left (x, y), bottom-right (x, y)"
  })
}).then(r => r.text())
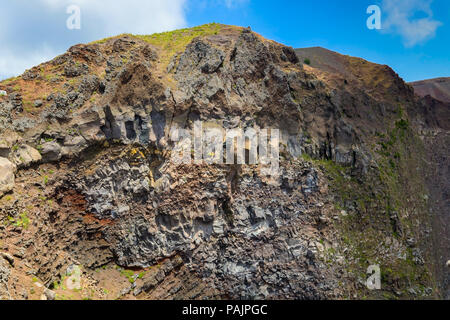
top-left (0, 0), bottom-right (448, 82)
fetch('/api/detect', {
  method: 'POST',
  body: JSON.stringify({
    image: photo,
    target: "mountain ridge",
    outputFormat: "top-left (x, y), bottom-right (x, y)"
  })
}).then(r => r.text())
top-left (0, 24), bottom-right (448, 300)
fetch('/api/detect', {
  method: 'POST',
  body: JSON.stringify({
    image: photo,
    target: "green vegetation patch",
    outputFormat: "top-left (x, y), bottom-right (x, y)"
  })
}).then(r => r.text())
top-left (92, 23), bottom-right (225, 68)
top-left (6, 211), bottom-right (31, 229)
top-left (301, 120), bottom-right (435, 299)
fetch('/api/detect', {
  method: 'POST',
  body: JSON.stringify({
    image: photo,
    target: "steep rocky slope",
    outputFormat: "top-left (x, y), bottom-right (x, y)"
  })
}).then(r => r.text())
top-left (297, 46), bottom-right (450, 299)
top-left (409, 77), bottom-right (450, 103)
top-left (0, 24), bottom-right (448, 300)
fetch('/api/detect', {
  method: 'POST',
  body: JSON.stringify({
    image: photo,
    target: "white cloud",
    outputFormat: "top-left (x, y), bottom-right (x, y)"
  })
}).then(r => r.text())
top-left (0, 0), bottom-right (187, 80)
top-left (0, 46), bottom-right (58, 80)
top-left (223, 0), bottom-right (249, 9)
top-left (38, 0), bottom-right (187, 35)
top-left (382, 0), bottom-right (442, 47)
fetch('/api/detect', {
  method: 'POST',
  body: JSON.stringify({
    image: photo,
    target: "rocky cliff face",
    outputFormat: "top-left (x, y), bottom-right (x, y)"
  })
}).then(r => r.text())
top-left (0, 23), bottom-right (448, 300)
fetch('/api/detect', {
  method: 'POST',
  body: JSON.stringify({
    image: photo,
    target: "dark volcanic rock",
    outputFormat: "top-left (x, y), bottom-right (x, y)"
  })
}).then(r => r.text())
top-left (0, 24), bottom-right (446, 300)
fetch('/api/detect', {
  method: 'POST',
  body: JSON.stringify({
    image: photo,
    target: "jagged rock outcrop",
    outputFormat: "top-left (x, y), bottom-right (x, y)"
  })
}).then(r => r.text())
top-left (0, 256), bottom-right (11, 300)
top-left (0, 23), bottom-right (447, 300)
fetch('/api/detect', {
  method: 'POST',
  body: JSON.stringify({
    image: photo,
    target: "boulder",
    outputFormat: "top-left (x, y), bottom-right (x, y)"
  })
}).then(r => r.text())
top-left (0, 157), bottom-right (16, 196)
top-left (0, 131), bottom-right (22, 157)
top-left (41, 141), bottom-right (62, 162)
top-left (33, 100), bottom-right (43, 108)
top-left (44, 288), bottom-right (56, 300)
top-left (61, 135), bottom-right (88, 157)
top-left (10, 144), bottom-right (42, 168)
top-left (0, 252), bottom-right (14, 267)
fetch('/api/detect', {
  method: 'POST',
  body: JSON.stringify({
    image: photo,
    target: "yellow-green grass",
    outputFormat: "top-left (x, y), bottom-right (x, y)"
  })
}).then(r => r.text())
top-left (92, 23), bottom-right (227, 67)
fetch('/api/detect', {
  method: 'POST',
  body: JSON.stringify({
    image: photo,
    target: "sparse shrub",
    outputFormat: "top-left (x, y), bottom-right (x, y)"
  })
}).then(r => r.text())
top-left (395, 119), bottom-right (409, 130)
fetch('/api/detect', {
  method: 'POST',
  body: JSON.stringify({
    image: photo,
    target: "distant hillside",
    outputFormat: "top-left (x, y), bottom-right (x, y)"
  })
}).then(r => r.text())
top-left (409, 77), bottom-right (450, 103)
top-left (295, 47), bottom-right (350, 75)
